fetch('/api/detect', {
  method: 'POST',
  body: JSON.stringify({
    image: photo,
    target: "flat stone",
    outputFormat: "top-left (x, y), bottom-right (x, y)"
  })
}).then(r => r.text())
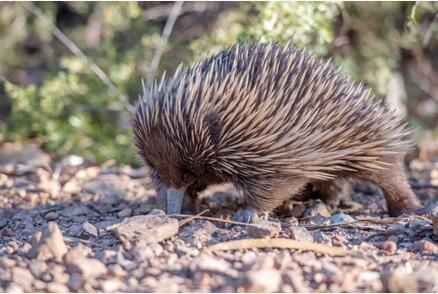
top-left (28, 222), bottom-right (68, 262)
top-left (329, 213), bottom-right (355, 224)
top-left (247, 221), bottom-right (281, 238)
top-left (287, 226), bottom-right (314, 242)
top-left (110, 214), bottom-right (178, 245)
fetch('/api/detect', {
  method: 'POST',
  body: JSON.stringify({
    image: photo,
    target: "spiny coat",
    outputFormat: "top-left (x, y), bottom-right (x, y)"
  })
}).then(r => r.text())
top-left (133, 43), bottom-right (420, 218)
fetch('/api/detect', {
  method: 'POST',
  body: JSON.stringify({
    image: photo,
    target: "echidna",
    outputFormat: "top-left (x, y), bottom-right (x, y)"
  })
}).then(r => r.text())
top-left (133, 43), bottom-right (421, 222)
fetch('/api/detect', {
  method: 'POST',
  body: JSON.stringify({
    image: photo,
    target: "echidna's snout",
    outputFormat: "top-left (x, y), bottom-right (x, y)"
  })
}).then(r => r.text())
top-left (165, 187), bottom-right (186, 214)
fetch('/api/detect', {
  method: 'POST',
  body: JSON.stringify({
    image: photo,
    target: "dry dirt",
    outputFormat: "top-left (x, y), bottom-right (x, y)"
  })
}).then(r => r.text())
top-left (0, 142), bottom-right (437, 292)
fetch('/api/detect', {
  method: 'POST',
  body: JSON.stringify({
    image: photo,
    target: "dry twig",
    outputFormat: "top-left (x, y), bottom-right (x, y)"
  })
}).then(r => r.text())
top-left (178, 209), bottom-right (210, 228)
top-left (169, 213), bottom-right (263, 229)
top-left (208, 238), bottom-right (360, 257)
top-left (146, 1), bottom-right (184, 86)
top-left (22, 3), bottom-right (134, 113)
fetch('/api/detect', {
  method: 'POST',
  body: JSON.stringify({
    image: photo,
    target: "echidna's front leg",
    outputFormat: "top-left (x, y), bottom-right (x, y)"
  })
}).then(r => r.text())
top-left (231, 178), bottom-right (309, 224)
top-left (311, 178), bottom-right (352, 206)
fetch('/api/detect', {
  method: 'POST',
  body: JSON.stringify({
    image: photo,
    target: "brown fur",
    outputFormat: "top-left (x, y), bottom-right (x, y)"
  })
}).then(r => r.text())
top-left (132, 43), bottom-right (420, 216)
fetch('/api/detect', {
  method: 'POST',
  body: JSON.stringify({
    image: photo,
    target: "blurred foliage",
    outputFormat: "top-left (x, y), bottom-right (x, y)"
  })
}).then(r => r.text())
top-left (0, 2), bottom-right (437, 164)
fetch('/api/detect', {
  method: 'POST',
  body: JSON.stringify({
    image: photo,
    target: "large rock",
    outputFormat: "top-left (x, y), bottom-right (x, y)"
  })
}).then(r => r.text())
top-left (110, 212), bottom-right (178, 245)
top-left (28, 222), bottom-right (68, 262)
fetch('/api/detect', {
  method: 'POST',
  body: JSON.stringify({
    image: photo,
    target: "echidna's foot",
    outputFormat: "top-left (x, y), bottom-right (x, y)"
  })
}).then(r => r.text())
top-left (227, 207), bottom-right (264, 228)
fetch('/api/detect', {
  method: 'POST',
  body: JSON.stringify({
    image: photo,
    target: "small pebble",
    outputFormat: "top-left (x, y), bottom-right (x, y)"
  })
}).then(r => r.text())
top-left (82, 222), bottom-right (98, 237)
top-left (243, 269), bottom-right (281, 292)
top-left (329, 213), bottom-right (355, 224)
top-left (118, 208), bottom-right (132, 218)
top-left (0, 256), bottom-right (16, 268)
top-left (45, 212), bottom-right (59, 221)
top-left (432, 215), bottom-right (438, 236)
top-left (287, 226), bottom-right (314, 242)
top-left (101, 279), bottom-right (124, 292)
top-left (67, 274), bottom-right (85, 291)
top-left (383, 266), bottom-right (418, 292)
top-left (376, 240), bottom-right (398, 253)
top-left (6, 283), bottom-right (23, 293)
top-left (11, 267), bottom-right (34, 290)
top-left (247, 221), bottom-right (281, 238)
top-left (412, 239), bottom-right (438, 254)
top-left (304, 200), bottom-right (331, 218)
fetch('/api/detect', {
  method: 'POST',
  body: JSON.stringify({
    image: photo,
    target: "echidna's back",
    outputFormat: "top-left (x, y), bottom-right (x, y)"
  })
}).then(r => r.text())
top-left (185, 43), bottom-right (412, 179)
top-left (137, 43), bottom-right (411, 181)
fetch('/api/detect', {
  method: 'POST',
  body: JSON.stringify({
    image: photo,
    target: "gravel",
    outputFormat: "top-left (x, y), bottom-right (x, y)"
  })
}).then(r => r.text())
top-left (0, 143), bottom-right (437, 292)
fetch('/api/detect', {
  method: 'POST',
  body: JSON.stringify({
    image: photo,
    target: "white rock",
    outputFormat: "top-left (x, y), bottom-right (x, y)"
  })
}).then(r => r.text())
top-left (110, 214), bottom-right (178, 245)
top-left (28, 222), bottom-right (68, 262)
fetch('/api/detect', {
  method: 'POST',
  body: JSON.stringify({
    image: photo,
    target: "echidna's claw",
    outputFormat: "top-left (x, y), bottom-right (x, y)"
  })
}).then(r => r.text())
top-left (227, 207), bottom-right (260, 229)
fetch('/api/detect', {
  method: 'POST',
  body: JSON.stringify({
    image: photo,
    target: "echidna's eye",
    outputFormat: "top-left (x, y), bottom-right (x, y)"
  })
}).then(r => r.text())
top-left (182, 171), bottom-right (195, 183)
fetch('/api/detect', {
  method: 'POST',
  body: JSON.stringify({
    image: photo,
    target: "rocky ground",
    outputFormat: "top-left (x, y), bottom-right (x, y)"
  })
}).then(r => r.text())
top-left (0, 142), bottom-right (437, 293)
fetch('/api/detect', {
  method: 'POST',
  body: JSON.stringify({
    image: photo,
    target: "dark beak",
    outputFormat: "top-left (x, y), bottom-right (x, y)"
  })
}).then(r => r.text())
top-left (166, 187), bottom-right (186, 214)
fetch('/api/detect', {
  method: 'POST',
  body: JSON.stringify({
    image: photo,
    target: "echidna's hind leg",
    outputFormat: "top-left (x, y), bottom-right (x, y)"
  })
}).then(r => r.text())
top-left (366, 158), bottom-right (421, 216)
top-left (311, 178), bottom-right (352, 206)
top-left (231, 178), bottom-right (309, 224)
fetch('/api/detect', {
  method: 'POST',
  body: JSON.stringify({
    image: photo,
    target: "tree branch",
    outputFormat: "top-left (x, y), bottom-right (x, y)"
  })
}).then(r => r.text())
top-left (146, 1), bottom-right (184, 87)
top-left (22, 3), bottom-right (135, 113)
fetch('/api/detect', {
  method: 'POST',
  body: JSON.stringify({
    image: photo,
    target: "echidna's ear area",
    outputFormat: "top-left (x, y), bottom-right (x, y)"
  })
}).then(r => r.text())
top-left (133, 42), bottom-right (413, 182)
